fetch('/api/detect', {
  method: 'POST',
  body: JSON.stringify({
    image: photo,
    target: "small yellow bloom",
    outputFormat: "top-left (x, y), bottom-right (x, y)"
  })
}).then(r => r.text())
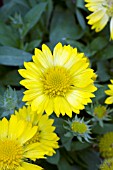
top-left (99, 132), bottom-right (113, 158)
top-left (85, 0), bottom-right (113, 40)
top-left (100, 158), bottom-right (113, 170)
top-left (65, 115), bottom-right (92, 142)
top-left (0, 115), bottom-right (44, 170)
top-left (94, 105), bottom-right (107, 119)
top-left (71, 121), bottom-right (88, 134)
top-left (105, 80), bottom-right (113, 104)
top-left (15, 106), bottom-right (59, 156)
top-left (19, 43), bottom-right (97, 117)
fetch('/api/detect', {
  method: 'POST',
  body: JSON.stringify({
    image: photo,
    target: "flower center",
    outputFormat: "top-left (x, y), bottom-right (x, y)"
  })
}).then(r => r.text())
top-left (26, 131), bottom-right (40, 145)
top-left (94, 106), bottom-right (106, 119)
top-left (43, 66), bottom-right (73, 97)
top-left (0, 139), bottom-right (23, 170)
top-left (71, 121), bottom-right (87, 134)
top-left (106, 0), bottom-right (113, 17)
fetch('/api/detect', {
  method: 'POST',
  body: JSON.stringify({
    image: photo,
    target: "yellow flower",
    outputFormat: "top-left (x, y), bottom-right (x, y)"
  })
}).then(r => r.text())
top-left (105, 80), bottom-right (113, 104)
top-left (100, 158), bottom-right (113, 170)
top-left (19, 43), bottom-right (97, 117)
top-left (99, 132), bottom-right (113, 158)
top-left (85, 0), bottom-right (113, 40)
top-left (94, 105), bottom-right (107, 119)
top-left (0, 115), bottom-right (45, 170)
top-left (15, 106), bottom-right (59, 156)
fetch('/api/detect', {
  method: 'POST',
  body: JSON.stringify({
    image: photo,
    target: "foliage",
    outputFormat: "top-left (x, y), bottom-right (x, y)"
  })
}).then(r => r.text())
top-left (0, 0), bottom-right (113, 170)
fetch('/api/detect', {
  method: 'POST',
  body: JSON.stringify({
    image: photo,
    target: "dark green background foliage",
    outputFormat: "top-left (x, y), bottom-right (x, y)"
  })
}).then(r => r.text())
top-left (0, 0), bottom-right (113, 170)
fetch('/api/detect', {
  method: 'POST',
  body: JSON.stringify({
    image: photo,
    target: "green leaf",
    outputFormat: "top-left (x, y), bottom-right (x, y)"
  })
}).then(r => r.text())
top-left (61, 136), bottom-right (73, 151)
top-left (97, 61), bottom-right (110, 82)
top-left (0, 0), bottom-right (29, 22)
top-left (0, 22), bottom-right (19, 47)
top-left (97, 44), bottom-right (113, 60)
top-left (57, 156), bottom-right (81, 170)
top-left (90, 37), bottom-right (108, 52)
top-left (0, 46), bottom-right (32, 66)
top-left (46, 0), bottom-right (53, 26)
top-left (47, 150), bottom-right (60, 165)
top-left (0, 87), bottom-right (24, 118)
top-left (25, 40), bottom-right (41, 52)
top-left (0, 86), bottom-right (18, 111)
top-left (92, 123), bottom-right (113, 134)
top-left (1, 70), bottom-right (22, 86)
top-left (0, 1), bottom-right (14, 21)
top-left (50, 6), bottom-right (84, 44)
top-left (77, 149), bottom-right (100, 170)
top-left (75, 9), bottom-right (86, 29)
top-left (21, 2), bottom-right (47, 38)
top-left (71, 141), bottom-right (91, 151)
top-left (76, 0), bottom-right (86, 10)
top-left (84, 37), bottom-right (108, 57)
top-left (65, 39), bottom-right (85, 52)
top-left (94, 84), bottom-right (107, 101)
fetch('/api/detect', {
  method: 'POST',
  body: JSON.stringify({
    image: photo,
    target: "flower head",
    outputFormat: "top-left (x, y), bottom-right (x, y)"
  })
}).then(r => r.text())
top-left (19, 43), bottom-right (97, 117)
top-left (100, 158), bottom-right (113, 170)
top-left (99, 132), bottom-right (113, 158)
top-left (105, 80), bottom-right (113, 104)
top-left (85, 0), bottom-right (113, 40)
top-left (86, 104), bottom-right (111, 127)
top-left (0, 115), bottom-right (45, 170)
top-left (94, 105), bottom-right (107, 119)
top-left (15, 106), bottom-right (59, 156)
top-left (64, 115), bottom-right (92, 142)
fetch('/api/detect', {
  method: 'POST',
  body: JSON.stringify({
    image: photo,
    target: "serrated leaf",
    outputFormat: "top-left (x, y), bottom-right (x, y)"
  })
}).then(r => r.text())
top-left (0, 46), bottom-right (32, 66)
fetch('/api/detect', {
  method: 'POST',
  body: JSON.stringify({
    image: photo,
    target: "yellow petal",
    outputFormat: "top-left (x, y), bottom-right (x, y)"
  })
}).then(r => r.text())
top-left (110, 17), bottom-right (113, 40)
top-left (22, 162), bottom-right (43, 170)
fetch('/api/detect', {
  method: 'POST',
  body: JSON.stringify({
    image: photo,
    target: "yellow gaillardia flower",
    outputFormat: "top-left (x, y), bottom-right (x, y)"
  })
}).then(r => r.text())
top-left (85, 0), bottom-right (113, 40)
top-left (0, 115), bottom-right (45, 170)
top-left (100, 158), bottom-right (113, 170)
top-left (15, 106), bottom-right (59, 156)
top-left (19, 43), bottom-right (97, 117)
top-left (105, 80), bottom-right (113, 104)
top-left (99, 132), bottom-right (113, 158)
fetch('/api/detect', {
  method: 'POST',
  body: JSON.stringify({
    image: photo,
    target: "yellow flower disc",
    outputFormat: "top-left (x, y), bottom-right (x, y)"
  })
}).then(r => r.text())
top-left (85, 0), bottom-right (113, 40)
top-left (94, 106), bottom-right (107, 119)
top-left (19, 43), bottom-right (97, 117)
top-left (0, 139), bottom-right (22, 170)
top-left (105, 80), bottom-right (113, 104)
top-left (100, 158), bottom-right (113, 170)
top-left (71, 121), bottom-right (88, 134)
top-left (0, 115), bottom-right (44, 170)
top-left (99, 132), bottom-right (113, 158)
